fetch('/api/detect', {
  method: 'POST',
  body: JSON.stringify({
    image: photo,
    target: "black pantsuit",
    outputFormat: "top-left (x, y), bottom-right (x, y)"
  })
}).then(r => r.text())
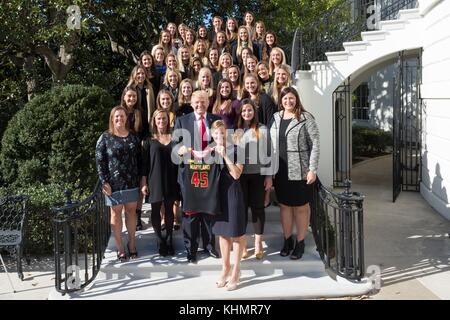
top-left (173, 112), bottom-right (222, 258)
top-left (182, 212), bottom-right (215, 255)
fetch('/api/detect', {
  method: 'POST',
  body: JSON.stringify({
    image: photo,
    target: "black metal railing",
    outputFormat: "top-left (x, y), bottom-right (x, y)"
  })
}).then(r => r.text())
top-left (52, 181), bottom-right (110, 294)
top-left (291, 0), bottom-right (419, 71)
top-left (310, 179), bottom-right (365, 280)
top-left (380, 0), bottom-right (418, 20)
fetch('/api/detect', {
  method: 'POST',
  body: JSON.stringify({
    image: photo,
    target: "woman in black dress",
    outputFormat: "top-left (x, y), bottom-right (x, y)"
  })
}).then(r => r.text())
top-left (140, 109), bottom-right (180, 256)
top-left (269, 87), bottom-right (320, 260)
top-left (211, 120), bottom-right (246, 291)
top-left (95, 106), bottom-right (141, 262)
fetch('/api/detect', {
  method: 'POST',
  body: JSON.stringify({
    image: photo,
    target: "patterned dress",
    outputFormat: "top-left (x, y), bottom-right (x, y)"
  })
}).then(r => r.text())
top-left (95, 132), bottom-right (141, 206)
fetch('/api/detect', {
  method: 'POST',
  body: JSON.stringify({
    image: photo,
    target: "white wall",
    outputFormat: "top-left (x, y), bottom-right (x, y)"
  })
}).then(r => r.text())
top-left (367, 64), bottom-right (395, 131)
top-left (420, 0), bottom-right (450, 220)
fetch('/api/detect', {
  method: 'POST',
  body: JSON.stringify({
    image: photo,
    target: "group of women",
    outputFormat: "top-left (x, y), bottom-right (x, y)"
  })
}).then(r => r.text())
top-left (95, 12), bottom-right (320, 291)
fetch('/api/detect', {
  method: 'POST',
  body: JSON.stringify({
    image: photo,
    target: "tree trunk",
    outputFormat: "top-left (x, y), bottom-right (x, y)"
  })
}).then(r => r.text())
top-left (8, 54), bottom-right (38, 101)
top-left (24, 56), bottom-right (37, 101)
top-left (34, 32), bottom-right (79, 84)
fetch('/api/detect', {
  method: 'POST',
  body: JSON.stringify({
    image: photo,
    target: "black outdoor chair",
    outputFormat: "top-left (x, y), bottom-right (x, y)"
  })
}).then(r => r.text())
top-left (0, 195), bottom-right (30, 292)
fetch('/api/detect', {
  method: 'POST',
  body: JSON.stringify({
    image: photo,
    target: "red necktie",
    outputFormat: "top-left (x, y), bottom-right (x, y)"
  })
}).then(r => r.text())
top-left (199, 114), bottom-right (207, 150)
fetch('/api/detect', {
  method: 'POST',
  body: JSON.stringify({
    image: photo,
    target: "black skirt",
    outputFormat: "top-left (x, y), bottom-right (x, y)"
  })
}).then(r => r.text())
top-left (274, 170), bottom-right (312, 206)
top-left (212, 168), bottom-right (247, 238)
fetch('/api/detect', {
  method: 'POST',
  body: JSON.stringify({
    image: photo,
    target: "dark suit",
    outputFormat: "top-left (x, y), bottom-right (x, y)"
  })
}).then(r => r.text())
top-left (173, 112), bottom-right (221, 258)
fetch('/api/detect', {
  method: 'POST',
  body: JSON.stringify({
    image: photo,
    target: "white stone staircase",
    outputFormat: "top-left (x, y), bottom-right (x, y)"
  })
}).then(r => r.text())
top-left (48, 205), bottom-right (373, 300)
top-left (296, 7), bottom-right (425, 188)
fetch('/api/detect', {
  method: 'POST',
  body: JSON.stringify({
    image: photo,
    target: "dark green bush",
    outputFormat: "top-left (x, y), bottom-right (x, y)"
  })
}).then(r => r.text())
top-left (0, 84), bottom-right (114, 191)
top-left (353, 126), bottom-right (392, 156)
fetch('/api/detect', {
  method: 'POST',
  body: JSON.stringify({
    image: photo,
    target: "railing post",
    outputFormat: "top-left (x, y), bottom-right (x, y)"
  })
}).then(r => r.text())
top-left (340, 179), bottom-right (354, 277)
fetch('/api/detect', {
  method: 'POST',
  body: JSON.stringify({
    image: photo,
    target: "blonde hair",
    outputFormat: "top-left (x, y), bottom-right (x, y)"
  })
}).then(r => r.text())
top-left (163, 69), bottom-right (182, 88)
top-left (269, 47), bottom-right (287, 76)
top-left (178, 79), bottom-right (193, 105)
top-left (151, 109), bottom-right (171, 136)
top-left (197, 67), bottom-right (213, 91)
top-left (177, 45), bottom-right (191, 74)
top-left (218, 52), bottom-right (232, 73)
top-left (191, 89), bottom-right (209, 102)
top-left (193, 39), bottom-right (209, 66)
top-left (108, 106), bottom-right (129, 135)
top-left (272, 64), bottom-right (292, 105)
top-left (236, 26), bottom-right (253, 64)
top-left (211, 119), bottom-right (227, 132)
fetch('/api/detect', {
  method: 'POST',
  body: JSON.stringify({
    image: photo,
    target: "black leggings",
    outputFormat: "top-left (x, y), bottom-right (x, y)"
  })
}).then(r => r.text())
top-left (240, 174), bottom-right (266, 235)
top-left (151, 200), bottom-right (175, 241)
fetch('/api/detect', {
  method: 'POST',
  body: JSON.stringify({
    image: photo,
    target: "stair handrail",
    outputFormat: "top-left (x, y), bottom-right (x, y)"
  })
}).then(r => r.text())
top-left (292, 0), bottom-right (419, 70)
top-left (51, 180), bottom-right (111, 294)
top-left (310, 179), bottom-right (365, 281)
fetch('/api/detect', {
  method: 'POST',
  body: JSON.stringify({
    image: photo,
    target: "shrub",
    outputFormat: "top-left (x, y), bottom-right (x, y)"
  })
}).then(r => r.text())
top-left (352, 126), bottom-right (392, 156)
top-left (0, 84), bottom-right (114, 191)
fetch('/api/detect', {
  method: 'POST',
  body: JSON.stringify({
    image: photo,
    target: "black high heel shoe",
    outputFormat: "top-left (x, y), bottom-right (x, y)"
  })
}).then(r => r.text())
top-left (127, 244), bottom-right (138, 259)
top-left (280, 236), bottom-right (294, 257)
top-left (290, 239), bottom-right (305, 260)
top-left (117, 251), bottom-right (128, 262)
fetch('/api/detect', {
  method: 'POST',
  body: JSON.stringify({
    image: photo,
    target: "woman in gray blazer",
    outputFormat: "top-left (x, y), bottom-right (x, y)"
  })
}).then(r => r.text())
top-left (269, 86), bottom-right (320, 260)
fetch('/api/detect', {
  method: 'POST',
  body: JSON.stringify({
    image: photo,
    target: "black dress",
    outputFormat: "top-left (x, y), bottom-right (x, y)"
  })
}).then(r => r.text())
top-left (274, 118), bottom-right (312, 206)
top-left (212, 155), bottom-right (247, 238)
top-left (141, 139), bottom-right (180, 203)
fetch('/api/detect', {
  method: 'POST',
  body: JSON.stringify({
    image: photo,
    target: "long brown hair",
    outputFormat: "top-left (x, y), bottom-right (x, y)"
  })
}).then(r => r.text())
top-left (279, 86), bottom-right (308, 121)
top-left (212, 78), bottom-right (233, 115)
top-left (120, 86), bottom-right (142, 133)
top-left (234, 99), bottom-right (261, 142)
top-left (108, 106), bottom-right (129, 135)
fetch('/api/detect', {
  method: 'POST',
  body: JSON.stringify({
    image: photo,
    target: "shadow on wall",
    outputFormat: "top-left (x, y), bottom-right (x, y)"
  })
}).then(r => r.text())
top-left (432, 163), bottom-right (448, 205)
top-left (422, 150), bottom-right (449, 213)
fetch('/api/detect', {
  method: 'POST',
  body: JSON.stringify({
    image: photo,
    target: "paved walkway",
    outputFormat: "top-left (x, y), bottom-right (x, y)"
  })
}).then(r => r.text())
top-left (2, 155), bottom-right (449, 299)
top-left (351, 155), bottom-right (450, 299)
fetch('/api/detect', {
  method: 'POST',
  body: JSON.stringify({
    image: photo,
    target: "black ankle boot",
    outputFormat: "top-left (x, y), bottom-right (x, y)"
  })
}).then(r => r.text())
top-left (136, 209), bottom-right (143, 231)
top-left (280, 236), bottom-right (294, 257)
top-left (290, 239), bottom-right (305, 260)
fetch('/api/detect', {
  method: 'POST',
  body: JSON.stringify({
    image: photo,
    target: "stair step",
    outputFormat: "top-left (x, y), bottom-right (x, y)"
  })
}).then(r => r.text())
top-left (379, 19), bottom-right (407, 31)
top-left (325, 51), bottom-right (349, 62)
top-left (48, 226), bottom-right (373, 299)
top-left (343, 41), bottom-right (369, 52)
top-left (398, 8), bottom-right (421, 20)
top-left (361, 30), bottom-right (387, 41)
top-left (51, 269), bottom-right (372, 300)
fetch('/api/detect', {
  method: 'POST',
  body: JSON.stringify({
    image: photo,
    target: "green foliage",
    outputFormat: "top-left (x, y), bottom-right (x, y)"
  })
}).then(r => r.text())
top-left (0, 62), bottom-right (28, 144)
top-left (0, 183), bottom-right (90, 255)
top-left (353, 126), bottom-right (393, 156)
top-left (0, 84), bottom-right (114, 191)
